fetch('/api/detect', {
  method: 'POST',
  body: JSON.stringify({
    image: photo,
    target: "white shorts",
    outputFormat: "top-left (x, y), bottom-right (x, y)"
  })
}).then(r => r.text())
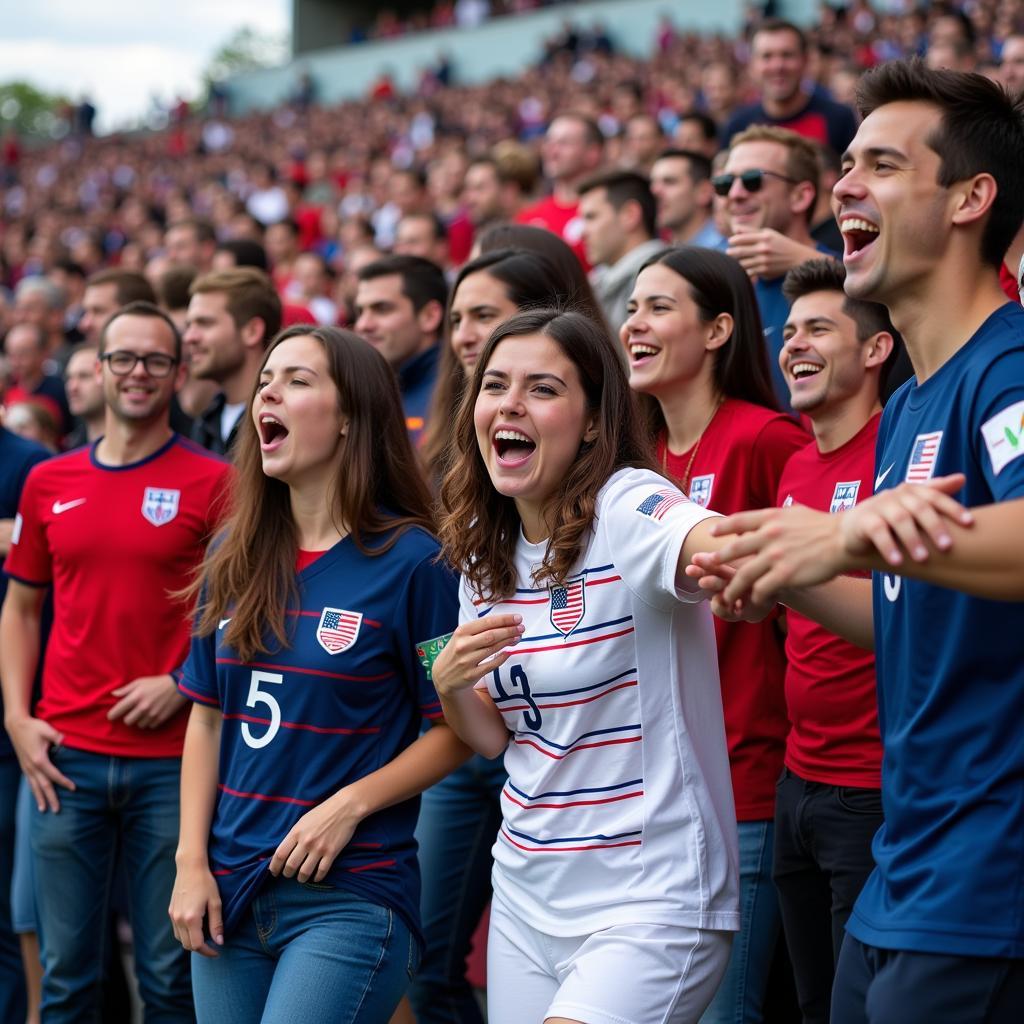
top-left (486, 893), bottom-right (732, 1024)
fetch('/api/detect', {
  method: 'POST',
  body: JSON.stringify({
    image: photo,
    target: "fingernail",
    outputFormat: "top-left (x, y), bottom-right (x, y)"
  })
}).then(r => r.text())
top-left (914, 546), bottom-right (927, 560)
top-left (937, 534), bottom-right (951, 549)
top-left (889, 550), bottom-right (902, 564)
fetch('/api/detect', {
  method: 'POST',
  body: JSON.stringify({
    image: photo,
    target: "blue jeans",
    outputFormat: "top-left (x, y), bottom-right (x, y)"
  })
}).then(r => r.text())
top-left (701, 819), bottom-right (781, 1024)
top-left (408, 752), bottom-right (505, 1024)
top-left (191, 876), bottom-right (418, 1024)
top-left (0, 756), bottom-right (26, 1024)
top-left (30, 746), bottom-right (192, 1023)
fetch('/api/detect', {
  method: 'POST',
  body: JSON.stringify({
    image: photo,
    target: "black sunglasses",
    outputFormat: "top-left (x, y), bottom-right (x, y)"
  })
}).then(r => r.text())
top-left (711, 169), bottom-right (799, 197)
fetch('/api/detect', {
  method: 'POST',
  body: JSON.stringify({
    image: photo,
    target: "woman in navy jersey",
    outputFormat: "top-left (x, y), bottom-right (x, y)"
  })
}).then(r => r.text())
top-left (432, 308), bottom-right (741, 1024)
top-left (622, 246), bottom-right (807, 1024)
top-left (169, 325), bottom-right (468, 1023)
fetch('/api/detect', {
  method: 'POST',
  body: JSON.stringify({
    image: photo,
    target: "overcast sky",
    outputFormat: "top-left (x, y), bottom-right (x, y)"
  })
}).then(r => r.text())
top-left (2, 0), bottom-right (290, 132)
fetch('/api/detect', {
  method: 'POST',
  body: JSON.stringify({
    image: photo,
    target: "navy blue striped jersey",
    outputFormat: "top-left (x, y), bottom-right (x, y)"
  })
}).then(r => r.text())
top-left (179, 525), bottom-right (459, 940)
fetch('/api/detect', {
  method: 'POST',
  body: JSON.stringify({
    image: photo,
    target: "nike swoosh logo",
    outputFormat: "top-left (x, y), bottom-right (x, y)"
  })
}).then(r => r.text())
top-left (52, 499), bottom-right (86, 515)
top-left (874, 464), bottom-right (895, 490)
top-left (218, 619), bottom-right (231, 630)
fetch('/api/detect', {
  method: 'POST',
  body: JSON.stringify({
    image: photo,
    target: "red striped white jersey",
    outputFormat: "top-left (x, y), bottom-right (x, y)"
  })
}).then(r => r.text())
top-left (466, 468), bottom-right (739, 935)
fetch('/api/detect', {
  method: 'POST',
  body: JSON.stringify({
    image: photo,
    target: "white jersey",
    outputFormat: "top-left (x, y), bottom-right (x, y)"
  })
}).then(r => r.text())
top-left (462, 467), bottom-right (739, 935)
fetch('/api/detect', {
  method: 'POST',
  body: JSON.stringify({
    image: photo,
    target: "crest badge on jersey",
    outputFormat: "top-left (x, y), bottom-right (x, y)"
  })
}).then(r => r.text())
top-left (905, 431), bottom-right (943, 482)
top-left (980, 399), bottom-right (1024, 476)
top-left (689, 473), bottom-right (715, 509)
top-left (141, 487), bottom-right (180, 526)
top-left (830, 480), bottom-right (861, 514)
top-left (549, 576), bottom-right (585, 638)
top-left (316, 607), bottom-right (362, 654)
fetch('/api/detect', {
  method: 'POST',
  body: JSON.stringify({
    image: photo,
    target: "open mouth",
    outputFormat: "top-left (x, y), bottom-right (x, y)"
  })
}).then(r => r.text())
top-left (628, 342), bottom-right (660, 366)
top-left (788, 361), bottom-right (824, 383)
top-left (841, 217), bottom-right (880, 260)
top-left (493, 428), bottom-right (536, 466)
top-left (259, 414), bottom-right (290, 449)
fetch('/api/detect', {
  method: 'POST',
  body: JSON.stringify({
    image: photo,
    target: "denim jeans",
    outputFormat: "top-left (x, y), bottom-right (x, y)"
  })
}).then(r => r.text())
top-left (774, 768), bottom-right (883, 1024)
top-left (191, 876), bottom-right (418, 1024)
top-left (0, 756), bottom-right (26, 1024)
top-left (30, 745), bottom-right (192, 1024)
top-left (408, 752), bottom-right (506, 1024)
top-left (701, 819), bottom-right (781, 1024)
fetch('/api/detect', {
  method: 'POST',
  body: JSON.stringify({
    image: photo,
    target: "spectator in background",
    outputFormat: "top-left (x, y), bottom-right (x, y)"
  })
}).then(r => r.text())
top-left (63, 345), bottom-right (105, 449)
top-left (701, 60), bottom-right (740, 129)
top-left (621, 113), bottom-right (665, 173)
top-left (265, 219), bottom-right (301, 293)
top-left (12, 278), bottom-right (71, 371)
top-left (395, 212), bottom-right (451, 271)
top-left (3, 324), bottom-right (70, 438)
top-left (184, 268), bottom-right (283, 457)
top-left (164, 218), bottom-right (217, 274)
top-left (212, 239), bottom-right (269, 274)
top-left (355, 254), bottom-right (447, 444)
top-left (462, 157), bottom-right (521, 234)
top-left (1000, 33), bottom-right (1024, 92)
top-left (79, 269), bottom-right (157, 346)
top-left (724, 19), bottom-right (857, 158)
top-left (578, 169), bottom-right (666, 333)
top-left (245, 163), bottom-right (289, 226)
top-left (3, 402), bottom-right (60, 453)
top-left (673, 110), bottom-right (721, 159)
top-left (650, 148), bottom-right (725, 248)
top-left (287, 252), bottom-right (339, 326)
top-left (516, 113), bottom-right (605, 267)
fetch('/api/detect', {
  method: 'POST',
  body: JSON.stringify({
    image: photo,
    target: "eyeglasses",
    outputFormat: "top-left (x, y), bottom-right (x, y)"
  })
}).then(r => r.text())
top-left (710, 169), bottom-right (800, 197)
top-left (100, 351), bottom-right (179, 378)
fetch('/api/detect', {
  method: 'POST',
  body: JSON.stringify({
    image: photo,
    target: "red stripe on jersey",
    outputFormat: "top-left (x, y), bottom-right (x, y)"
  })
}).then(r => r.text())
top-left (499, 829), bottom-right (642, 853)
top-left (179, 682), bottom-right (220, 707)
top-left (212, 868), bottom-right (233, 876)
top-left (585, 575), bottom-right (622, 587)
top-left (512, 626), bottom-right (635, 655)
top-left (512, 735), bottom-right (642, 760)
top-left (345, 859), bottom-right (397, 873)
top-left (497, 679), bottom-right (637, 713)
top-left (501, 788), bottom-right (643, 810)
top-left (222, 713), bottom-right (380, 736)
top-left (216, 657), bottom-right (393, 683)
top-left (218, 783), bottom-right (317, 807)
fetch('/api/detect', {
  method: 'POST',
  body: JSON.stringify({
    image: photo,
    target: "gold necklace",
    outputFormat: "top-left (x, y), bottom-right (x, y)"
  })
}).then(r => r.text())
top-left (661, 399), bottom-right (723, 496)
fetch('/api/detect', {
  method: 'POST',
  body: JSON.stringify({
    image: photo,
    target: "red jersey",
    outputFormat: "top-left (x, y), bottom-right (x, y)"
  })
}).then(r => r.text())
top-left (4, 435), bottom-right (231, 758)
top-left (515, 195), bottom-right (590, 270)
top-left (776, 412), bottom-right (882, 788)
top-left (660, 398), bottom-right (807, 818)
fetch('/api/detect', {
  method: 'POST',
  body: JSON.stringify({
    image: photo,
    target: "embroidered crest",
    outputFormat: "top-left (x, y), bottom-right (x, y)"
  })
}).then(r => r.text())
top-left (141, 487), bottom-right (180, 526)
top-left (549, 576), bottom-right (585, 638)
top-left (316, 607), bottom-right (362, 654)
top-left (416, 632), bottom-right (453, 680)
top-left (689, 473), bottom-right (715, 509)
top-left (830, 480), bottom-right (861, 514)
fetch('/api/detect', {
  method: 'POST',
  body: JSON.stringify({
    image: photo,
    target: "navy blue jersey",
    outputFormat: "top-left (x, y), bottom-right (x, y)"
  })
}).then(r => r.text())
top-left (850, 303), bottom-right (1024, 957)
top-left (179, 525), bottom-right (459, 942)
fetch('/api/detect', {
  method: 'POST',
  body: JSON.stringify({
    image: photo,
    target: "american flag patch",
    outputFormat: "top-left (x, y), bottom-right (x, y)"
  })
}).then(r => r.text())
top-left (315, 607), bottom-right (362, 654)
top-left (549, 577), bottom-right (585, 637)
top-left (636, 488), bottom-right (687, 521)
top-left (905, 431), bottom-right (943, 483)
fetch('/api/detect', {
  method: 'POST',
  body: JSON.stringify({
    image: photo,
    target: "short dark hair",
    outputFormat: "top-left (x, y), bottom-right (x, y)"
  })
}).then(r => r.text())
top-left (400, 211), bottom-right (448, 242)
top-left (166, 217), bottom-right (216, 244)
top-left (357, 254), bottom-right (448, 314)
top-left (655, 148), bottom-right (713, 183)
top-left (753, 18), bottom-right (808, 54)
top-left (99, 300), bottom-right (182, 360)
top-left (551, 112), bottom-right (604, 149)
top-left (856, 59), bottom-right (1024, 268)
top-left (577, 169), bottom-right (658, 239)
top-left (676, 110), bottom-right (719, 144)
top-left (86, 268), bottom-right (157, 306)
top-left (156, 265), bottom-right (197, 311)
top-left (190, 268), bottom-right (283, 344)
top-left (215, 239), bottom-right (269, 271)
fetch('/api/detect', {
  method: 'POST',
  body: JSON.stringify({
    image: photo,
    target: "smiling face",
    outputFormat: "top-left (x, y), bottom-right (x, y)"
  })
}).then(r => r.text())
top-left (184, 290), bottom-right (246, 383)
top-left (751, 28), bottom-right (806, 106)
top-left (722, 140), bottom-right (804, 234)
top-left (621, 263), bottom-right (721, 399)
top-left (100, 314), bottom-right (185, 424)
top-left (449, 271), bottom-right (520, 372)
top-left (253, 334), bottom-right (346, 492)
top-left (473, 332), bottom-right (595, 538)
top-left (833, 101), bottom-right (951, 305)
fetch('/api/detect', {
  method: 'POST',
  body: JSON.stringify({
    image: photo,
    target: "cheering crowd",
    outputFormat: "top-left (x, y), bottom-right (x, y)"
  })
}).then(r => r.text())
top-left (2, 5), bottom-right (1024, 1024)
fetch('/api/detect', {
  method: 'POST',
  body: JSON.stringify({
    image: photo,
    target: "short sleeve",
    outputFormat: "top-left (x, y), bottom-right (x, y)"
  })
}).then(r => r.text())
top-left (598, 468), bottom-right (719, 611)
top-left (3, 465), bottom-right (52, 587)
top-left (751, 414), bottom-right (810, 508)
top-left (975, 348), bottom-right (1024, 501)
top-left (178, 611), bottom-right (221, 708)
top-left (396, 551), bottom-right (460, 723)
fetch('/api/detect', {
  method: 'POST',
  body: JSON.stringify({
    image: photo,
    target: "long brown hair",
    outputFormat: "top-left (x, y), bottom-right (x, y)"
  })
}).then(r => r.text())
top-left (439, 308), bottom-right (652, 602)
top-left (188, 325), bottom-right (435, 661)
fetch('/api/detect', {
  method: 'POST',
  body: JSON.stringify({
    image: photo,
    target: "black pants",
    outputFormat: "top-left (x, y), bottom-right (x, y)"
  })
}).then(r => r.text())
top-left (773, 768), bottom-right (883, 1024)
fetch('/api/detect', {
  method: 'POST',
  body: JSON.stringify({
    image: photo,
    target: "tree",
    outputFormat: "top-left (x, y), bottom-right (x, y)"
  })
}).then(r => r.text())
top-left (0, 81), bottom-right (69, 139)
top-left (204, 26), bottom-right (288, 86)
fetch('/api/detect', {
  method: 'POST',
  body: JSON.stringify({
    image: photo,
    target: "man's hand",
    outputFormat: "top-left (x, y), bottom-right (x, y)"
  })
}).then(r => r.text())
top-left (5, 716), bottom-right (75, 812)
top-left (727, 229), bottom-right (822, 281)
top-left (685, 555), bottom-right (778, 623)
top-left (108, 674), bottom-right (187, 729)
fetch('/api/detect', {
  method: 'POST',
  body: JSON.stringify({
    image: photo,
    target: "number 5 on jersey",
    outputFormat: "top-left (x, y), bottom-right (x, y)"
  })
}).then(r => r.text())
top-left (241, 670), bottom-right (283, 749)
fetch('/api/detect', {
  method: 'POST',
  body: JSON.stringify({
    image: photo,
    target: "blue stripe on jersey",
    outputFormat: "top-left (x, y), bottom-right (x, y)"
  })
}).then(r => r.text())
top-left (512, 724), bottom-right (641, 752)
top-left (508, 564), bottom-right (615, 594)
top-left (513, 614), bottom-right (633, 643)
top-left (504, 824), bottom-right (642, 845)
top-left (507, 778), bottom-right (644, 800)
top-left (492, 667), bottom-right (636, 703)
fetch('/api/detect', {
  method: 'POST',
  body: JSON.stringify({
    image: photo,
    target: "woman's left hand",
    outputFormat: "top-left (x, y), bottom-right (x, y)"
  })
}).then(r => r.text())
top-left (268, 791), bottom-right (364, 883)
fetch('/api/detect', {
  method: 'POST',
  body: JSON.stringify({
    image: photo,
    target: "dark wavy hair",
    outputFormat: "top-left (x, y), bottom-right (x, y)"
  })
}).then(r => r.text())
top-left (439, 308), bottom-right (653, 602)
top-left (187, 324), bottom-right (434, 661)
top-left (633, 246), bottom-right (779, 437)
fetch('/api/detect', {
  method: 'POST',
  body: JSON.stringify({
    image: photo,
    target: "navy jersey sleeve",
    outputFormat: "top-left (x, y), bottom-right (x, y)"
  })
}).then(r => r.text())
top-left (974, 347), bottom-right (1024, 501)
top-left (394, 549), bottom-right (460, 723)
top-left (178, 613), bottom-right (221, 708)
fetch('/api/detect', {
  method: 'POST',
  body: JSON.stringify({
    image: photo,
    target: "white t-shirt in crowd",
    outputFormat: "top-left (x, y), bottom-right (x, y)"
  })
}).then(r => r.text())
top-left (462, 467), bottom-right (739, 936)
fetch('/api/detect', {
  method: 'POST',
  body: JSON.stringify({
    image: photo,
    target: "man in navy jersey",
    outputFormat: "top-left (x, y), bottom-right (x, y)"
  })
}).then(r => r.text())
top-left (1, 301), bottom-right (230, 1023)
top-left (692, 61), bottom-right (1024, 1022)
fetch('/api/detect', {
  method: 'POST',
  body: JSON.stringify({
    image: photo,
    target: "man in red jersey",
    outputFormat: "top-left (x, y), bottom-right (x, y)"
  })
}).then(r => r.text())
top-left (773, 258), bottom-right (897, 1024)
top-left (1, 301), bottom-right (231, 1023)
top-left (516, 113), bottom-right (605, 268)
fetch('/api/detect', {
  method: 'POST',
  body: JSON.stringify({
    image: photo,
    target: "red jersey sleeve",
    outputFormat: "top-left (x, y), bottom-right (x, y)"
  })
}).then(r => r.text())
top-left (749, 414), bottom-right (810, 508)
top-left (3, 465), bottom-right (52, 586)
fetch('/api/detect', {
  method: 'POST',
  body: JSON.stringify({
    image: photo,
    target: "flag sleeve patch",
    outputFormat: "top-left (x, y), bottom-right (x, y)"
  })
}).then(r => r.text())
top-left (416, 631), bottom-right (453, 680)
top-left (981, 399), bottom-right (1024, 476)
